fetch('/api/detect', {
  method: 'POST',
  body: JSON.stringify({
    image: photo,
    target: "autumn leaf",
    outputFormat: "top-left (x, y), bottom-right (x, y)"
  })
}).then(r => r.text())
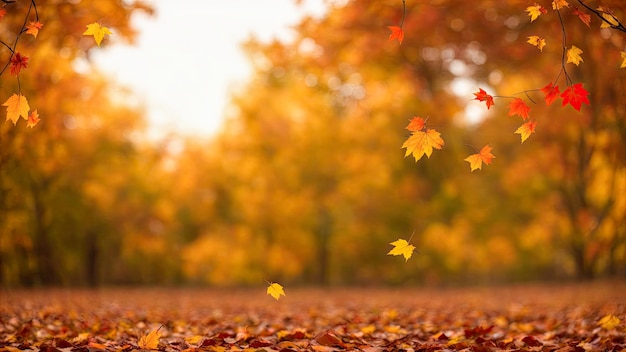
top-left (597, 314), bottom-right (621, 330)
top-left (527, 36), bottom-right (546, 51)
top-left (526, 3), bottom-right (547, 22)
top-left (561, 83), bottom-right (590, 111)
top-left (572, 7), bottom-right (591, 27)
top-left (620, 52), bottom-right (626, 68)
top-left (83, 22), bottom-right (112, 46)
top-left (406, 116), bottom-right (426, 132)
top-left (598, 6), bottom-right (620, 28)
top-left (552, 0), bottom-right (569, 10)
top-left (515, 120), bottom-right (537, 143)
top-left (507, 98), bottom-right (530, 119)
top-left (138, 329), bottom-right (161, 350)
top-left (9, 52), bottom-right (28, 76)
top-left (25, 21), bottom-right (43, 38)
top-left (473, 88), bottom-right (494, 109)
top-left (27, 109), bottom-right (40, 128)
top-left (464, 145), bottom-right (495, 172)
top-left (0, 8), bottom-right (6, 19)
top-left (566, 45), bottom-right (583, 66)
top-left (3, 94), bottom-right (30, 124)
top-left (402, 128), bottom-right (444, 162)
top-left (267, 282), bottom-right (286, 301)
top-left (387, 239), bottom-right (416, 262)
top-left (541, 82), bottom-right (560, 105)
top-left (387, 25), bottom-right (404, 44)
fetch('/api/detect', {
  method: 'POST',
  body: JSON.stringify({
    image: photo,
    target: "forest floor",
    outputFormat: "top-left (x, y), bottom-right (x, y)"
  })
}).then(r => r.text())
top-left (1, 281), bottom-right (625, 351)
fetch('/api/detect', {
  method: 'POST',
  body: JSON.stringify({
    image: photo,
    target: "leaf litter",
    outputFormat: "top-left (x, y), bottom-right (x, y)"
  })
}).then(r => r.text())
top-left (1, 282), bottom-right (624, 351)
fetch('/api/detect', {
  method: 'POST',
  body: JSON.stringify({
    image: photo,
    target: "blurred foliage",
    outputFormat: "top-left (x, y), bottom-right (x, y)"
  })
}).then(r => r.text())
top-left (0, 0), bottom-right (624, 287)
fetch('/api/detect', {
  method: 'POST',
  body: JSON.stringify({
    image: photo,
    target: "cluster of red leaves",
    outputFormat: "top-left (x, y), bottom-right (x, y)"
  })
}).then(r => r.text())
top-left (1, 283), bottom-right (624, 352)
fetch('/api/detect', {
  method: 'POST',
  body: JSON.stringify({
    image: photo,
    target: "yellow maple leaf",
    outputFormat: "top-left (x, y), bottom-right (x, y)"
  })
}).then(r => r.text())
top-left (598, 314), bottom-right (621, 330)
top-left (552, 0), bottom-right (569, 10)
top-left (464, 144), bottom-right (495, 172)
top-left (387, 239), bottom-right (416, 262)
top-left (138, 329), bottom-right (162, 350)
top-left (267, 282), bottom-right (286, 301)
top-left (3, 94), bottom-right (30, 125)
top-left (527, 36), bottom-right (546, 51)
top-left (566, 45), bottom-right (583, 66)
top-left (620, 52), bottom-right (626, 68)
top-left (598, 7), bottom-right (620, 28)
top-left (83, 22), bottom-right (112, 46)
top-left (526, 4), bottom-right (545, 22)
top-left (514, 120), bottom-right (537, 143)
top-left (402, 128), bottom-right (444, 162)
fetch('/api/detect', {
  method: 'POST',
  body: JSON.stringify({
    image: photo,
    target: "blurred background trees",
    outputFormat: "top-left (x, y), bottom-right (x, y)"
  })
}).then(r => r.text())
top-left (1, 0), bottom-right (624, 287)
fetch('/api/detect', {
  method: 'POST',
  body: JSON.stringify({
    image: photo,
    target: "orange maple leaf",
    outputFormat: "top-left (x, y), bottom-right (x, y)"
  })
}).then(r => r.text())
top-left (402, 128), bottom-right (444, 162)
top-left (138, 329), bottom-right (162, 350)
top-left (2, 94), bottom-right (30, 124)
top-left (25, 21), bottom-right (43, 38)
top-left (507, 98), bottom-right (530, 119)
top-left (387, 25), bottom-right (404, 44)
top-left (406, 116), bottom-right (426, 132)
top-left (515, 120), bottom-right (537, 143)
top-left (464, 145), bottom-right (495, 172)
top-left (572, 7), bottom-right (591, 27)
top-left (552, 0), bottom-right (569, 10)
top-left (560, 83), bottom-right (590, 111)
top-left (9, 53), bottom-right (28, 76)
top-left (541, 82), bottom-right (560, 106)
top-left (473, 88), bottom-right (494, 109)
top-left (27, 109), bottom-right (40, 128)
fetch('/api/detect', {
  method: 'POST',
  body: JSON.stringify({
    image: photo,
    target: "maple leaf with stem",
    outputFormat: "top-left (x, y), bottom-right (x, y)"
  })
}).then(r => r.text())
top-left (27, 109), bottom-right (40, 128)
top-left (561, 83), bottom-right (590, 111)
top-left (387, 25), bottom-right (404, 44)
top-left (598, 6), bottom-right (620, 29)
top-left (9, 52), bottom-right (28, 76)
top-left (473, 88), bottom-right (494, 109)
top-left (464, 145), bottom-right (495, 172)
top-left (572, 7), bottom-right (591, 27)
top-left (267, 282), bottom-right (286, 301)
top-left (406, 116), bottom-right (426, 132)
top-left (566, 45), bottom-right (583, 66)
top-left (620, 52), bottom-right (626, 68)
top-left (515, 120), bottom-right (537, 143)
top-left (527, 36), bottom-right (546, 51)
top-left (507, 98), bottom-right (531, 120)
top-left (552, 0), bottom-right (569, 10)
top-left (541, 82), bottom-right (561, 105)
top-left (83, 22), bottom-right (112, 46)
top-left (526, 3), bottom-right (547, 22)
top-left (388, 239), bottom-right (416, 262)
top-left (138, 328), bottom-right (162, 350)
top-left (25, 21), bottom-right (43, 38)
top-left (3, 94), bottom-right (30, 124)
top-left (402, 128), bottom-right (444, 162)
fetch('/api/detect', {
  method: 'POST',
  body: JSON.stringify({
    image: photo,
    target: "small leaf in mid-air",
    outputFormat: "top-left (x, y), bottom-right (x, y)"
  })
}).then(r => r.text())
top-left (387, 25), bottom-right (404, 44)
top-left (26, 21), bottom-right (43, 38)
top-left (27, 109), bottom-right (40, 128)
top-left (388, 239), bottom-right (416, 262)
top-left (515, 120), bottom-right (537, 143)
top-left (527, 35), bottom-right (546, 51)
top-left (138, 329), bottom-right (162, 350)
top-left (83, 22), bottom-right (112, 46)
top-left (402, 128), bottom-right (444, 162)
top-left (464, 145), bottom-right (495, 172)
top-left (3, 93), bottom-right (30, 124)
top-left (473, 88), bottom-right (495, 109)
top-left (507, 98), bottom-right (531, 120)
top-left (267, 282), bottom-right (286, 301)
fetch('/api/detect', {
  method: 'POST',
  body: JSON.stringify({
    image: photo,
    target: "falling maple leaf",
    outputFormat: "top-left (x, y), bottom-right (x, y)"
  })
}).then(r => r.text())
top-left (541, 82), bottom-right (560, 105)
top-left (620, 52), bottom-right (626, 68)
top-left (138, 329), bottom-right (162, 350)
top-left (3, 94), bottom-right (30, 124)
top-left (572, 7), bottom-right (591, 27)
top-left (25, 21), bottom-right (43, 38)
top-left (552, 0), bottom-right (569, 10)
top-left (9, 52), bottom-right (28, 76)
top-left (527, 35), bottom-right (546, 51)
top-left (406, 116), bottom-right (426, 132)
top-left (387, 25), bottom-right (404, 44)
top-left (526, 4), bottom-right (547, 22)
top-left (597, 314), bottom-right (621, 330)
top-left (387, 239), bottom-right (416, 262)
top-left (27, 109), bottom-right (40, 128)
top-left (402, 128), bottom-right (444, 162)
top-left (83, 22), bottom-right (112, 46)
top-left (561, 83), bottom-right (589, 111)
top-left (473, 88), bottom-right (494, 109)
top-left (515, 120), bottom-right (537, 143)
top-left (566, 45), bottom-right (583, 66)
top-left (267, 282), bottom-right (286, 301)
top-left (464, 145), bottom-right (495, 172)
top-left (507, 98), bottom-right (530, 119)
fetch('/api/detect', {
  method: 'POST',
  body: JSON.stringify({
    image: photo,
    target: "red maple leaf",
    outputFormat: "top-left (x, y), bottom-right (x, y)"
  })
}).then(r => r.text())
top-left (507, 98), bottom-right (530, 119)
top-left (572, 7), bottom-right (591, 27)
top-left (561, 83), bottom-right (590, 111)
top-left (9, 52), bottom-right (28, 76)
top-left (0, 8), bottom-right (6, 20)
top-left (406, 116), bottom-right (426, 132)
top-left (541, 82), bottom-right (560, 106)
top-left (387, 25), bottom-right (404, 44)
top-left (473, 88), bottom-right (494, 109)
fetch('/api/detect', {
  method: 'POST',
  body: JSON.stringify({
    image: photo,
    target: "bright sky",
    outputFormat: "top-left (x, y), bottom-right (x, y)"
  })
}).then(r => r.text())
top-left (93, 0), bottom-right (327, 138)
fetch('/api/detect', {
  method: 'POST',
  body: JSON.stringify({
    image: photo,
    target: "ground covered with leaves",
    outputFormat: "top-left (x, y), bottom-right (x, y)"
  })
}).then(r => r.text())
top-left (1, 281), bottom-right (625, 351)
